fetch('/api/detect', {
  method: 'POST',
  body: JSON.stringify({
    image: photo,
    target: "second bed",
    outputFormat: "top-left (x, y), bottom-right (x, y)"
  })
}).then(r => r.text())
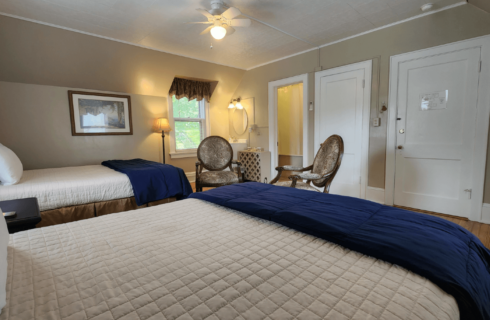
top-left (0, 165), bottom-right (176, 227)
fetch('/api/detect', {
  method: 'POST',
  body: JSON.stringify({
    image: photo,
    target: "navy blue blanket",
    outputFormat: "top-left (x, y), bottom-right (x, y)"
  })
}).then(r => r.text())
top-left (189, 182), bottom-right (490, 320)
top-left (102, 159), bottom-right (192, 205)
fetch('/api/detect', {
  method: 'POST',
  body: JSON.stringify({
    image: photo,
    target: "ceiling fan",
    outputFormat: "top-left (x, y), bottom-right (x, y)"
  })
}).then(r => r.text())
top-left (187, 0), bottom-right (252, 40)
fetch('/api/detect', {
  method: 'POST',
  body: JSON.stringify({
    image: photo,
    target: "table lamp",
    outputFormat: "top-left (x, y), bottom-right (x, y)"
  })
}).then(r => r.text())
top-left (154, 118), bottom-right (172, 164)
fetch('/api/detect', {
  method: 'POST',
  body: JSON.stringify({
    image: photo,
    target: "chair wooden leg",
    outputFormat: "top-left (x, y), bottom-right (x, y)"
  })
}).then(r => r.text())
top-left (323, 183), bottom-right (331, 194)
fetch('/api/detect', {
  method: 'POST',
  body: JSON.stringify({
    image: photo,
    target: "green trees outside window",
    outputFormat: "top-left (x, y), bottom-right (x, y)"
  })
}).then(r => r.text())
top-left (172, 96), bottom-right (205, 150)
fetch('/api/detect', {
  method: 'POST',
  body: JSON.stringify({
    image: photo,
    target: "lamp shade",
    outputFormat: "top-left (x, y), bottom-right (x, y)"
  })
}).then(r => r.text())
top-left (154, 118), bottom-right (172, 132)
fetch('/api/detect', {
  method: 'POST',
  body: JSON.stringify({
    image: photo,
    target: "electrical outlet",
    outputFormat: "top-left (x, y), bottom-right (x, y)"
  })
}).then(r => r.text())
top-left (372, 118), bottom-right (380, 127)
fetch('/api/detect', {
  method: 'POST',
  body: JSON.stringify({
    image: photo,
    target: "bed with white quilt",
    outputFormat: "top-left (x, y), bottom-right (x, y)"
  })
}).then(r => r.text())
top-left (0, 198), bottom-right (460, 320)
top-left (0, 144), bottom-right (192, 227)
top-left (1, 182), bottom-right (489, 320)
top-left (0, 165), bottom-right (180, 227)
top-left (2, 181), bottom-right (490, 320)
top-left (0, 165), bottom-right (134, 212)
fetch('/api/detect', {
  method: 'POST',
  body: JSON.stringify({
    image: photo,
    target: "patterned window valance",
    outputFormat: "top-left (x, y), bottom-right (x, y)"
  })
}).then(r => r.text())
top-left (169, 78), bottom-right (211, 103)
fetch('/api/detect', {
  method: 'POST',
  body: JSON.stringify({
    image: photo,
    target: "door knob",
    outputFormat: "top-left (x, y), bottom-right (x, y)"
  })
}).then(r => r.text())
top-left (397, 146), bottom-right (403, 149)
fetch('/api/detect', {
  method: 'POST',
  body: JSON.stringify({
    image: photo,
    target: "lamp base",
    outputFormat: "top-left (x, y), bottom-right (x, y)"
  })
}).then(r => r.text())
top-left (162, 131), bottom-right (166, 164)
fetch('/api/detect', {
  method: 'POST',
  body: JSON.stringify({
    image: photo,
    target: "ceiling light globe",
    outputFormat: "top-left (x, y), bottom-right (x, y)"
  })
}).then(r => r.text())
top-left (228, 102), bottom-right (235, 109)
top-left (236, 102), bottom-right (243, 109)
top-left (211, 26), bottom-right (227, 40)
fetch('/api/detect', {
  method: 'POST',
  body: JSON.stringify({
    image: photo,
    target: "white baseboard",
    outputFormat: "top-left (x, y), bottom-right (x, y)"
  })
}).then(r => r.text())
top-left (481, 203), bottom-right (490, 224)
top-left (366, 187), bottom-right (385, 204)
top-left (186, 172), bottom-right (196, 183)
top-left (278, 154), bottom-right (303, 157)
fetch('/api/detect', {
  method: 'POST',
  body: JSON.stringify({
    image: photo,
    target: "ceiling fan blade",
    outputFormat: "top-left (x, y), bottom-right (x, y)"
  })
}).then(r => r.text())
top-left (196, 8), bottom-right (213, 19)
top-left (230, 19), bottom-right (251, 27)
top-left (200, 25), bottom-right (214, 35)
top-left (223, 25), bottom-right (235, 35)
top-left (186, 21), bottom-right (213, 24)
top-left (222, 7), bottom-right (241, 20)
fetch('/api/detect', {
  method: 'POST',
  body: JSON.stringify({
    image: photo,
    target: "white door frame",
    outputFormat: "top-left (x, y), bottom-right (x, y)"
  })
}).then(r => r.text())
top-left (385, 35), bottom-right (490, 222)
top-left (268, 74), bottom-right (309, 177)
top-left (314, 60), bottom-right (372, 199)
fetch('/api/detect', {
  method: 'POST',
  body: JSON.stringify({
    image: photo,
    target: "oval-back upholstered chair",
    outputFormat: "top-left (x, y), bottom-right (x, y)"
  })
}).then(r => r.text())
top-left (270, 135), bottom-right (344, 193)
top-left (195, 136), bottom-right (243, 192)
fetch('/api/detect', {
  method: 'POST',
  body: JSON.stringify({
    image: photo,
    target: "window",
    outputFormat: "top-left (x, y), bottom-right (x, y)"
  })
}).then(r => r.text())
top-left (168, 95), bottom-right (210, 158)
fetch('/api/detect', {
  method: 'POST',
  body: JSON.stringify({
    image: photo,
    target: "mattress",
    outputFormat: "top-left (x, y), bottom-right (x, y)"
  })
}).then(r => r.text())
top-left (0, 165), bottom-right (133, 211)
top-left (0, 199), bottom-right (458, 320)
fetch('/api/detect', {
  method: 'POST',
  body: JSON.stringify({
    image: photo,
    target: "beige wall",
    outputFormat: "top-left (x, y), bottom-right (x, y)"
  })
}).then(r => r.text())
top-left (231, 4), bottom-right (490, 201)
top-left (469, 0), bottom-right (490, 14)
top-left (2, 5), bottom-right (490, 198)
top-left (0, 15), bottom-right (245, 172)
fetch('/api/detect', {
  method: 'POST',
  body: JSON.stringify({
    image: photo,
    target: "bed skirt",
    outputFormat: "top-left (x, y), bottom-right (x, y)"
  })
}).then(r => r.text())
top-left (36, 196), bottom-right (176, 228)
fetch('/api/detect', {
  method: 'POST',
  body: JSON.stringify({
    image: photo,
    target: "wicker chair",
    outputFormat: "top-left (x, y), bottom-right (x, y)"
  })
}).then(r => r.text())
top-left (195, 136), bottom-right (243, 192)
top-left (270, 135), bottom-right (344, 193)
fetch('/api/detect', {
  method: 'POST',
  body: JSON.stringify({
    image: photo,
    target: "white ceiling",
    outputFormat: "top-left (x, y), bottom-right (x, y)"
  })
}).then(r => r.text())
top-left (0, 0), bottom-right (463, 69)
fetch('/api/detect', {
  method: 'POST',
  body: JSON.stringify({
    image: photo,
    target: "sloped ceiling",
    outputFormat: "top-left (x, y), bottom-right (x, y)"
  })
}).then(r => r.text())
top-left (0, 0), bottom-right (464, 69)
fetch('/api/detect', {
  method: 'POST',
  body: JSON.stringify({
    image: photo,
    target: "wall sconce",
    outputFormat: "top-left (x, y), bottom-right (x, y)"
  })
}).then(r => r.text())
top-left (228, 98), bottom-right (243, 109)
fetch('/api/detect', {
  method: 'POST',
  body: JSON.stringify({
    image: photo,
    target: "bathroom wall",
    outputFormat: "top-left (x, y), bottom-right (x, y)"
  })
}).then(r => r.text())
top-left (278, 84), bottom-right (303, 157)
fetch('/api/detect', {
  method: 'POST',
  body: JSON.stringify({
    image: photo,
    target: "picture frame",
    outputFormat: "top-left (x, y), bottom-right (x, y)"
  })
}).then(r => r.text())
top-left (68, 90), bottom-right (133, 136)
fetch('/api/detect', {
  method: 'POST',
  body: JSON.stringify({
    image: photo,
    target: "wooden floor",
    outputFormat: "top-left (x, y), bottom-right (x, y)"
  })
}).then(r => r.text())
top-left (190, 183), bottom-right (490, 249)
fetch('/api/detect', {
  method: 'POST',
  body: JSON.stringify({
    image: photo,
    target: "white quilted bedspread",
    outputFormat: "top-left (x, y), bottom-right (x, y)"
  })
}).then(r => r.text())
top-left (0, 165), bottom-right (133, 211)
top-left (1, 199), bottom-right (458, 320)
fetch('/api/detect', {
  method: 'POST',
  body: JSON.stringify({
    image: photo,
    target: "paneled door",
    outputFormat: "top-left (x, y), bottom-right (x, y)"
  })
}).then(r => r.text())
top-left (393, 47), bottom-right (481, 217)
top-left (315, 61), bottom-right (371, 198)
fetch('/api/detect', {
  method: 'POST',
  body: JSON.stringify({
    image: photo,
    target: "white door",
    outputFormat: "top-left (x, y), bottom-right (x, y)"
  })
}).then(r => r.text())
top-left (315, 61), bottom-right (371, 198)
top-left (393, 47), bottom-right (481, 217)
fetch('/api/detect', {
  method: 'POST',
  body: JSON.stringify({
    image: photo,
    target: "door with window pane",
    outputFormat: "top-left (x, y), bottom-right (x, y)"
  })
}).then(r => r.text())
top-left (171, 96), bottom-right (207, 152)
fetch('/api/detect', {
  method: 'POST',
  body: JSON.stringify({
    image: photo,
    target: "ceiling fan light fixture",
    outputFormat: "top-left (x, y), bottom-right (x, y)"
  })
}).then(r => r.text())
top-left (211, 26), bottom-right (227, 39)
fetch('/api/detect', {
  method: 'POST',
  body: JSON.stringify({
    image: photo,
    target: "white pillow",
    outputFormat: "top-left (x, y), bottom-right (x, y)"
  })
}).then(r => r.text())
top-left (0, 215), bottom-right (8, 314)
top-left (0, 144), bottom-right (23, 186)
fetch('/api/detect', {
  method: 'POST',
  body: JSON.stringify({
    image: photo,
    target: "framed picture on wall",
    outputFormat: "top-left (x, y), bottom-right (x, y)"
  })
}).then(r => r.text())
top-left (68, 91), bottom-right (133, 136)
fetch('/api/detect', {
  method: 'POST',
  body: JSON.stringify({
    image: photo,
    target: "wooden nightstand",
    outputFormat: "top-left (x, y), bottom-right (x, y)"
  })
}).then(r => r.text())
top-left (0, 198), bottom-right (41, 233)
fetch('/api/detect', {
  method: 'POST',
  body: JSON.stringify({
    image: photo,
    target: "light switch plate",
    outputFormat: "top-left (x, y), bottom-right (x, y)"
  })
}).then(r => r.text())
top-left (372, 118), bottom-right (380, 127)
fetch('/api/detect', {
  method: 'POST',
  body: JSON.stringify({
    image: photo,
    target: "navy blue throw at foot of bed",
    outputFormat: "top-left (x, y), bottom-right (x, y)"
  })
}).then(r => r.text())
top-left (102, 159), bottom-right (193, 205)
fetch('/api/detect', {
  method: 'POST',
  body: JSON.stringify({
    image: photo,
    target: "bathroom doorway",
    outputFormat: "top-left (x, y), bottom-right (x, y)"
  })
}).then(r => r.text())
top-left (277, 83), bottom-right (303, 181)
top-left (268, 73), bottom-right (309, 181)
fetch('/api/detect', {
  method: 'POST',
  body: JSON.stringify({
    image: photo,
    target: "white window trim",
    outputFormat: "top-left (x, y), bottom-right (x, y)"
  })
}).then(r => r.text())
top-left (168, 96), bottom-right (210, 159)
